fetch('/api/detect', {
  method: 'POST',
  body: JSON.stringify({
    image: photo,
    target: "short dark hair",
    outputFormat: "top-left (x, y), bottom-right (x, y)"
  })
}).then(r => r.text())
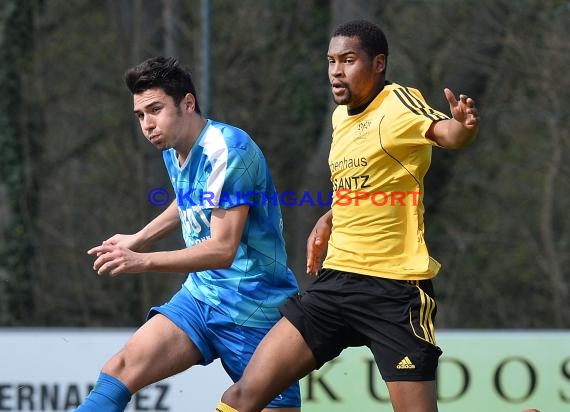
top-left (124, 56), bottom-right (201, 114)
top-left (332, 20), bottom-right (389, 61)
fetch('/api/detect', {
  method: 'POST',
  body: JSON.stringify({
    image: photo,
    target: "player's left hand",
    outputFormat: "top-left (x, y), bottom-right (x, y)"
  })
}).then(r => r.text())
top-left (87, 242), bottom-right (147, 276)
top-left (444, 88), bottom-right (479, 129)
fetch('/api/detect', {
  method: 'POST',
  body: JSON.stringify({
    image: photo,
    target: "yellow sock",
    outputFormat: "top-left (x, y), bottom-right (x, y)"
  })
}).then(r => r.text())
top-left (216, 401), bottom-right (239, 412)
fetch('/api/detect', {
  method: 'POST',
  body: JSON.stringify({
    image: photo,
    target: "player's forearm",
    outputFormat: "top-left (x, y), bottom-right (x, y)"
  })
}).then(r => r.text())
top-left (135, 201), bottom-right (181, 247)
top-left (141, 238), bottom-right (236, 274)
top-left (431, 118), bottom-right (478, 149)
top-left (320, 209), bottom-right (333, 226)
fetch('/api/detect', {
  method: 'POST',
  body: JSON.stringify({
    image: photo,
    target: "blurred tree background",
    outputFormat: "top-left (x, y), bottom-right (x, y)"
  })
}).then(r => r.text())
top-left (0, 0), bottom-right (568, 328)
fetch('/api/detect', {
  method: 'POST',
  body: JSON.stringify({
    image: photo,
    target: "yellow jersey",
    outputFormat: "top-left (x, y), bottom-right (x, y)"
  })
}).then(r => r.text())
top-left (323, 82), bottom-right (449, 280)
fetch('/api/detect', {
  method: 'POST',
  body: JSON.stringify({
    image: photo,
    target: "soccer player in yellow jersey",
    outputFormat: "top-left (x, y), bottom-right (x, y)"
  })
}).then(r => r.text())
top-left (216, 20), bottom-right (479, 412)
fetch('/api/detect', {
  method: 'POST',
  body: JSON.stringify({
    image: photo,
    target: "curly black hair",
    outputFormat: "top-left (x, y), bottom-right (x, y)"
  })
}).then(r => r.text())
top-left (332, 20), bottom-right (389, 61)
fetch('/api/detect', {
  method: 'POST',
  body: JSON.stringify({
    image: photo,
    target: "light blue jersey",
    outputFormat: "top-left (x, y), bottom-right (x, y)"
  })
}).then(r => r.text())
top-left (163, 119), bottom-right (298, 328)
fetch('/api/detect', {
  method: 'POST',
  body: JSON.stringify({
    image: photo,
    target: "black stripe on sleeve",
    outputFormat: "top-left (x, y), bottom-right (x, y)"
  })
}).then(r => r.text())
top-left (393, 88), bottom-right (422, 116)
top-left (400, 88), bottom-right (440, 121)
top-left (401, 87), bottom-right (449, 121)
top-left (392, 87), bottom-right (444, 122)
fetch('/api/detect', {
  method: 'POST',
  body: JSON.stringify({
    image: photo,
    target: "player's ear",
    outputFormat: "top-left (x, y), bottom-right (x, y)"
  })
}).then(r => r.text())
top-left (183, 93), bottom-right (197, 113)
top-left (374, 54), bottom-right (386, 74)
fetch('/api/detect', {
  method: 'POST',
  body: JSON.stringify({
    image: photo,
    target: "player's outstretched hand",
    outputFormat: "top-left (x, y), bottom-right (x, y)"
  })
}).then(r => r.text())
top-left (444, 88), bottom-right (479, 129)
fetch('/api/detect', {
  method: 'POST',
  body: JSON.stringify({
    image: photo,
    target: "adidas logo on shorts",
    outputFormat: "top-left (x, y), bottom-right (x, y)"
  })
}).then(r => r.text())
top-left (396, 356), bottom-right (416, 369)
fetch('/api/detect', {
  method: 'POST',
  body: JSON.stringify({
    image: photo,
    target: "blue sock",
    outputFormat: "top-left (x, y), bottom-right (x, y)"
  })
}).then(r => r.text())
top-left (75, 372), bottom-right (132, 411)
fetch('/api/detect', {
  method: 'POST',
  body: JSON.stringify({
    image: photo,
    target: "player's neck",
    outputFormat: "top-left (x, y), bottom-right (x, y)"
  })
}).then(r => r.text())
top-left (175, 116), bottom-right (207, 166)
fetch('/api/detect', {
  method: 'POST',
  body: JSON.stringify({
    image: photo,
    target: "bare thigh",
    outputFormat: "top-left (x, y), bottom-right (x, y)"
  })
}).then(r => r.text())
top-left (386, 380), bottom-right (438, 412)
top-left (102, 314), bottom-right (203, 393)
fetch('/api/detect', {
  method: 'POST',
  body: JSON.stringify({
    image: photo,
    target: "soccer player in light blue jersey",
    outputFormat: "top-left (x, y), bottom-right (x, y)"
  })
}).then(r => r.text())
top-left (76, 57), bottom-right (300, 412)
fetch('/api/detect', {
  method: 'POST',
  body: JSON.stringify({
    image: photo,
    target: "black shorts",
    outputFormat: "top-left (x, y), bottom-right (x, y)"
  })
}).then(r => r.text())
top-left (280, 268), bottom-right (442, 381)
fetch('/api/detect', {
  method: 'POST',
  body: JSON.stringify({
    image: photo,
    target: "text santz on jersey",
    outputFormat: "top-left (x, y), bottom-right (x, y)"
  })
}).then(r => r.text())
top-left (331, 174), bottom-right (371, 191)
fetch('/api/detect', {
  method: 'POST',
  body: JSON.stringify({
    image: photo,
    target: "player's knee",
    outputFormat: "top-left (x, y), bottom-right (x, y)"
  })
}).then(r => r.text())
top-left (221, 382), bottom-right (258, 410)
top-left (101, 350), bottom-right (128, 376)
top-left (220, 383), bottom-right (242, 405)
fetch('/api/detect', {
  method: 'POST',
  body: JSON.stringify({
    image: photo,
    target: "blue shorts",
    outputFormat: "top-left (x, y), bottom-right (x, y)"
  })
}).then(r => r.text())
top-left (148, 286), bottom-right (301, 408)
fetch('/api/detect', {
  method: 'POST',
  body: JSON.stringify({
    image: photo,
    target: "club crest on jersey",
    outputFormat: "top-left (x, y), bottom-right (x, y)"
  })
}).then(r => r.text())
top-left (354, 120), bottom-right (372, 140)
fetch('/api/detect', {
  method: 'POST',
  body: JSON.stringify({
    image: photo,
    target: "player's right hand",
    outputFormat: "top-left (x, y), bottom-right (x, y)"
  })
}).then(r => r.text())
top-left (306, 213), bottom-right (332, 276)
